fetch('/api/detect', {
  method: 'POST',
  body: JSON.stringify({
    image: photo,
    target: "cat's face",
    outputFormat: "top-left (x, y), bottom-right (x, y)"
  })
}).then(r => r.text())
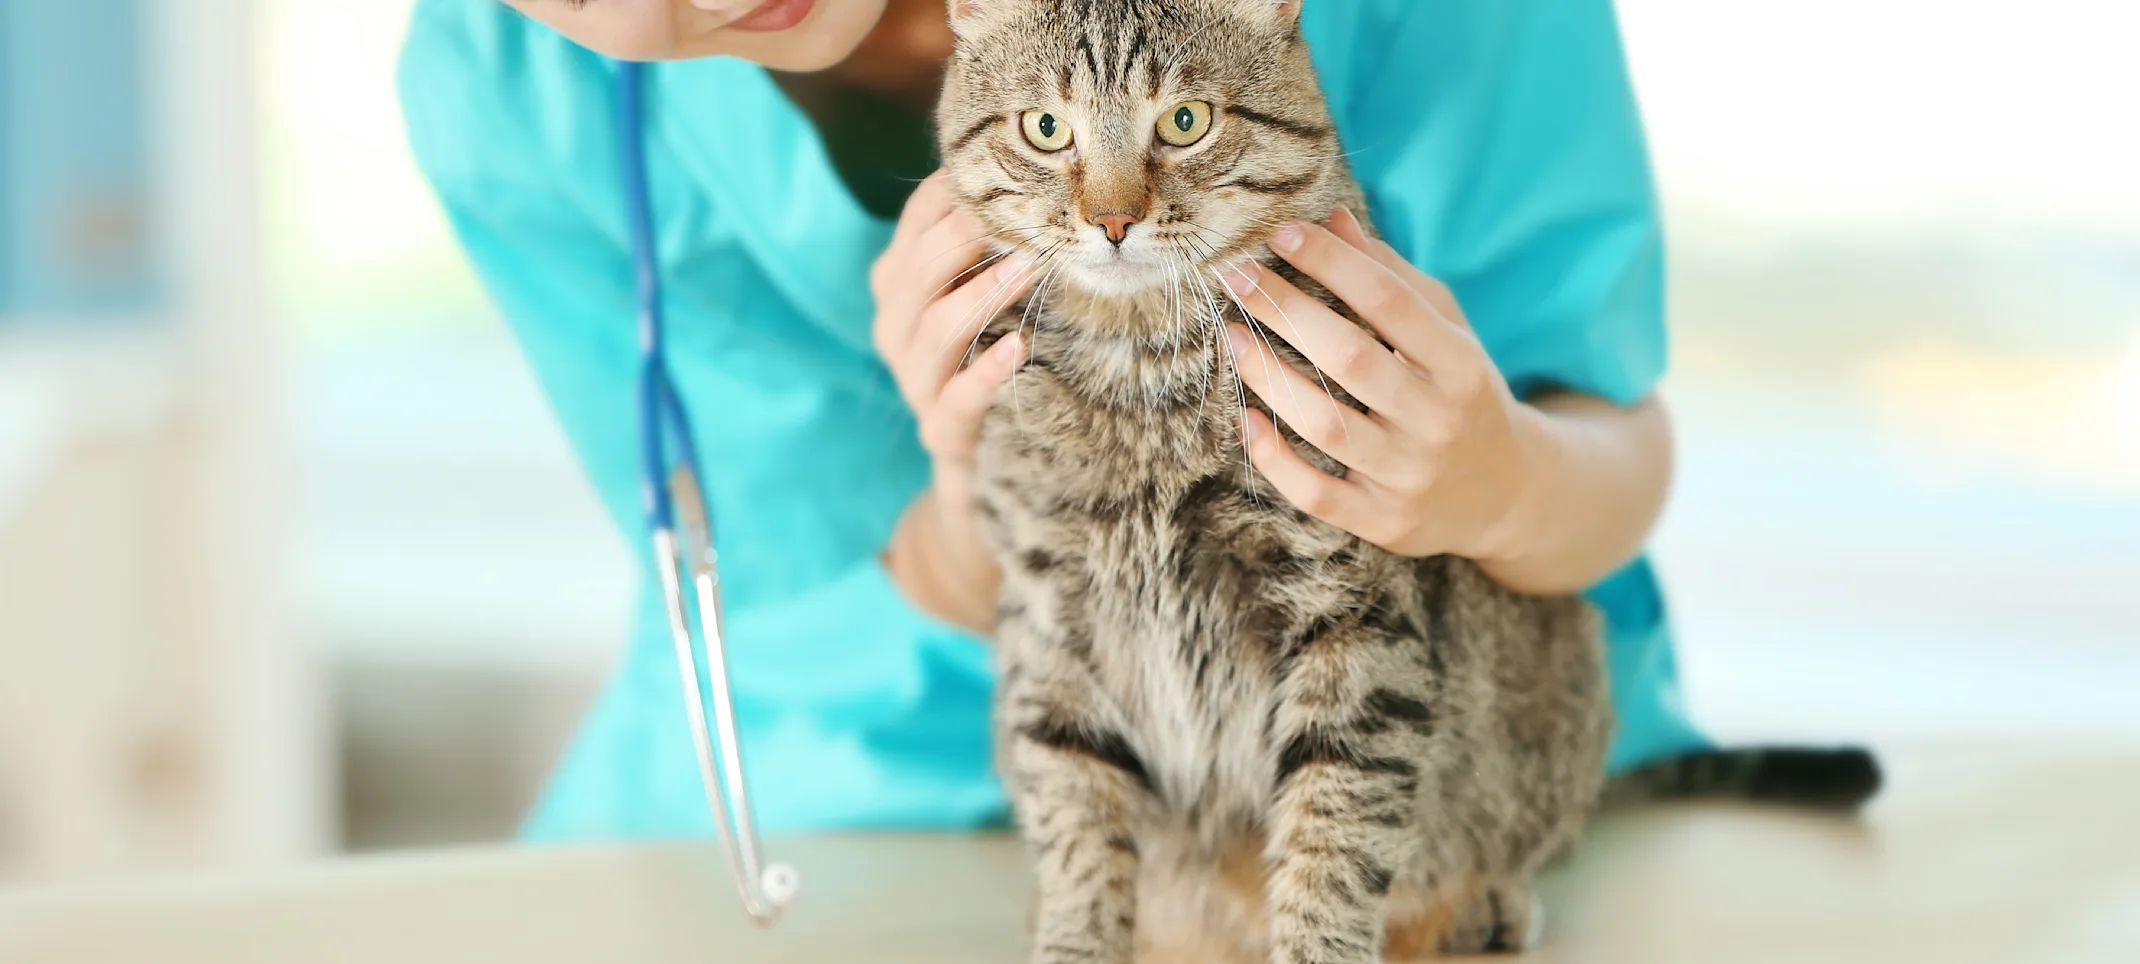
top-left (938, 0), bottom-right (1340, 298)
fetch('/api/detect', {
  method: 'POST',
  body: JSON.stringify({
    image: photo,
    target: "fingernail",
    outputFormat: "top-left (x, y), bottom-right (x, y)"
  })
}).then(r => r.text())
top-left (1239, 412), bottom-right (1260, 444)
top-left (1223, 261), bottom-right (1258, 297)
top-left (996, 333), bottom-right (1025, 372)
top-left (999, 253), bottom-right (1030, 278)
top-left (1224, 323), bottom-right (1253, 359)
top-left (1270, 222), bottom-right (1305, 254)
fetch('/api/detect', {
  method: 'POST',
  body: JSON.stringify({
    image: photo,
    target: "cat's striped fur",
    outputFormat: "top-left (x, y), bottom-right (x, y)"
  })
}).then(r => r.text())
top-left (935, 3), bottom-right (1871, 962)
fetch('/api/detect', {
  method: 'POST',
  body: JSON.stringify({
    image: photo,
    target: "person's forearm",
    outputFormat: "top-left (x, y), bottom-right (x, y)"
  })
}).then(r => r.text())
top-left (883, 484), bottom-right (1001, 636)
top-left (1480, 394), bottom-right (1675, 597)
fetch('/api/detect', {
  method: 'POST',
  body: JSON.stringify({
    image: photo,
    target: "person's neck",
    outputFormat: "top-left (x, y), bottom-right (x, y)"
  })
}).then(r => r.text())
top-left (823, 0), bottom-right (955, 110)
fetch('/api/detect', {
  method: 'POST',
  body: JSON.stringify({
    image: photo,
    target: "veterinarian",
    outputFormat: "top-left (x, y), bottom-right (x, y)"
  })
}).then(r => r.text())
top-left (398, 0), bottom-right (1709, 840)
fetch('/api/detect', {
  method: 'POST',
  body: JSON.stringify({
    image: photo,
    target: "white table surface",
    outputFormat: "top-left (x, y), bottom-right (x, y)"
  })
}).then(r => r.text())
top-left (2, 746), bottom-right (2135, 964)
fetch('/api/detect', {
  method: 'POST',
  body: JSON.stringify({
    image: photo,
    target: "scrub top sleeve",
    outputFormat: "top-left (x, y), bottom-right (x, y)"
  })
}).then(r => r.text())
top-left (1338, 0), bottom-right (1668, 407)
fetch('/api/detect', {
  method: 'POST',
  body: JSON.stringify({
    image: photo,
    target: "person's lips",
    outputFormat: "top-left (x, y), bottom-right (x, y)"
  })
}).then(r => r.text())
top-left (725, 0), bottom-right (816, 33)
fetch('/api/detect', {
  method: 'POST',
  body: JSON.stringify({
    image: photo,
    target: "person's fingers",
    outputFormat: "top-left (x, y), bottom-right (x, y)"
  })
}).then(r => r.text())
top-left (1239, 409), bottom-right (1394, 545)
top-left (918, 256), bottom-right (1037, 392)
top-left (879, 211), bottom-right (1003, 361)
top-left (887, 170), bottom-right (957, 255)
top-left (906, 209), bottom-right (1009, 316)
top-left (1326, 207), bottom-right (1464, 326)
top-left (872, 175), bottom-right (960, 359)
top-left (1224, 323), bottom-right (1401, 481)
top-left (921, 333), bottom-right (1025, 467)
top-left (1267, 221), bottom-right (1466, 368)
top-left (1222, 261), bottom-right (1428, 417)
top-left (1326, 204), bottom-right (1373, 250)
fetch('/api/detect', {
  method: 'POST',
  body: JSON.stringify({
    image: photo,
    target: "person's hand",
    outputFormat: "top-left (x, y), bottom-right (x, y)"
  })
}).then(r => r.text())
top-left (1221, 208), bottom-right (1549, 565)
top-left (873, 171), bottom-right (1037, 497)
top-left (872, 171), bottom-right (1037, 632)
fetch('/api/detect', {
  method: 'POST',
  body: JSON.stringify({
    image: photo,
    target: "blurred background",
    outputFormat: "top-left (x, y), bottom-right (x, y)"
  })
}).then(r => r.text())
top-left (1, 0), bottom-right (2136, 883)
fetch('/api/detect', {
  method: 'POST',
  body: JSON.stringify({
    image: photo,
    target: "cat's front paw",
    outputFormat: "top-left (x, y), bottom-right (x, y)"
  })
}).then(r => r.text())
top-left (1029, 942), bottom-right (1128, 964)
top-left (1437, 885), bottom-right (1544, 956)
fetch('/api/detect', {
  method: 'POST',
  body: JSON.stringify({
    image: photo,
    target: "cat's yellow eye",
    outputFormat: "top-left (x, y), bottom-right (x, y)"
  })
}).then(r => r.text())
top-left (1156, 101), bottom-right (1213, 147)
top-left (1021, 111), bottom-right (1074, 152)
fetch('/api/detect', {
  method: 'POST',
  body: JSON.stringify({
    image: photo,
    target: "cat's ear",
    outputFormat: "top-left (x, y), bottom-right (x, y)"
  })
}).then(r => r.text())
top-left (1237, 0), bottom-right (1307, 26)
top-left (946, 0), bottom-right (992, 37)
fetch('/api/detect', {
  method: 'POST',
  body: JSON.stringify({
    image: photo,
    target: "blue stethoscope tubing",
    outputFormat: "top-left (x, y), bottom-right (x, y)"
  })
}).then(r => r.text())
top-left (617, 59), bottom-right (798, 926)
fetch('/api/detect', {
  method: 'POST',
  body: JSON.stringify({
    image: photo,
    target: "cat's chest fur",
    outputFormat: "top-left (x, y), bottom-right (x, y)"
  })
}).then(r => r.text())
top-left (973, 287), bottom-right (1404, 830)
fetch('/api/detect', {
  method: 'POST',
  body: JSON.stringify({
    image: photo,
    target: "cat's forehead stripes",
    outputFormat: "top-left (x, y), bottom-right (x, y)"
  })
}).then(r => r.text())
top-left (1065, 8), bottom-right (1159, 104)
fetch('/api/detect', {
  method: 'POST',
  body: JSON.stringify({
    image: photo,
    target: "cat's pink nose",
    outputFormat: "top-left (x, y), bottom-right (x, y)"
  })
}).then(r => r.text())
top-left (1090, 211), bottom-right (1141, 245)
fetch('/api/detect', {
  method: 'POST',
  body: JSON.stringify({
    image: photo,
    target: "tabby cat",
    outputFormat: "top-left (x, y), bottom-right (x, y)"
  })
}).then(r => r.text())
top-left (933, 2), bottom-right (1874, 962)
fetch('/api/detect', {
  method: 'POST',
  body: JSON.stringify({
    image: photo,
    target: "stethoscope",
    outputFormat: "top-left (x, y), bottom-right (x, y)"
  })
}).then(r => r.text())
top-left (616, 59), bottom-right (799, 926)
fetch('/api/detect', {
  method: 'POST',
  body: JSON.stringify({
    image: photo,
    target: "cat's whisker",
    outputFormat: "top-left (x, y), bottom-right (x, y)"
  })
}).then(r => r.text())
top-left (916, 225), bottom-right (1053, 281)
top-left (1181, 241), bottom-right (1247, 428)
top-left (916, 223), bottom-right (1054, 282)
top-left (1166, 254), bottom-right (1198, 404)
top-left (1183, 255), bottom-right (1228, 441)
top-left (1161, 255), bottom-right (1180, 369)
top-left (1176, 230), bottom-right (1230, 274)
top-left (1209, 286), bottom-right (1264, 506)
top-left (1237, 214), bottom-right (1295, 233)
top-left (1169, 251), bottom-right (1221, 423)
top-left (1180, 260), bottom-right (1245, 476)
top-left (937, 251), bottom-right (1032, 366)
top-left (1210, 268), bottom-right (1313, 449)
top-left (1003, 242), bottom-right (1072, 410)
top-left (922, 245), bottom-right (1021, 312)
top-left (1180, 232), bottom-right (1348, 444)
top-left (944, 240), bottom-right (1064, 374)
top-left (1238, 271), bottom-right (1354, 445)
top-left (1176, 219), bottom-right (1234, 251)
top-left (994, 239), bottom-right (1068, 353)
top-left (1196, 282), bottom-right (1221, 418)
top-left (1176, 218), bottom-right (1226, 237)
top-left (1013, 253), bottom-right (1073, 424)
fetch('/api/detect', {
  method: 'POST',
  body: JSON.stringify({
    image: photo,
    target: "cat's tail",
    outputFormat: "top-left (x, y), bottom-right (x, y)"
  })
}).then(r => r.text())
top-left (1599, 746), bottom-right (1882, 812)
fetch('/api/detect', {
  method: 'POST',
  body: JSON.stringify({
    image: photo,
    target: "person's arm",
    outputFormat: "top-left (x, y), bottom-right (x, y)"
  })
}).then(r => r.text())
top-left (884, 484), bottom-right (999, 635)
top-left (1486, 392), bottom-right (1673, 595)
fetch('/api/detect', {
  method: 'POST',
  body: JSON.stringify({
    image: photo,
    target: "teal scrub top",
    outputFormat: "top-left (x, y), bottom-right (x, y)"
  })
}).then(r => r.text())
top-left (397, 0), bottom-right (1710, 840)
